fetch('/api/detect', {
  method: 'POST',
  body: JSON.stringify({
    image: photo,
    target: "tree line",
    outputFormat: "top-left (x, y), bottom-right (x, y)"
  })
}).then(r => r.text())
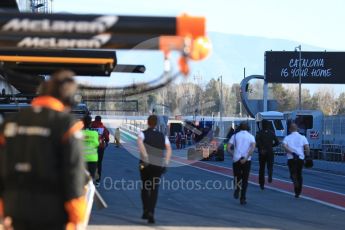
top-left (87, 78), bottom-right (345, 116)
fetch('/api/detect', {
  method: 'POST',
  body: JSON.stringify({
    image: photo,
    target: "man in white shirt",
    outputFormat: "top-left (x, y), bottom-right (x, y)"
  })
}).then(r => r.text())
top-left (282, 123), bottom-right (310, 198)
top-left (227, 122), bottom-right (256, 205)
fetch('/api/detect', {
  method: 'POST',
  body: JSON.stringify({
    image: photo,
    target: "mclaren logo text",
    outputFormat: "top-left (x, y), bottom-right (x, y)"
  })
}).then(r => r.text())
top-left (2, 16), bottom-right (118, 33)
top-left (17, 34), bottom-right (111, 48)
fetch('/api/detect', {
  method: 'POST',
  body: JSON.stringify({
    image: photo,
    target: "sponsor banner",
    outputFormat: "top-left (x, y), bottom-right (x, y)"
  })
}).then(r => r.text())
top-left (0, 12), bottom-right (176, 35)
top-left (0, 33), bottom-right (159, 49)
top-left (265, 51), bottom-right (345, 84)
top-left (310, 131), bottom-right (320, 139)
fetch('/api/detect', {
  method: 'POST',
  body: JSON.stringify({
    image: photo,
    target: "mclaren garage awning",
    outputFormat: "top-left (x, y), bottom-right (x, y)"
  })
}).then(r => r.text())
top-left (0, 48), bottom-right (117, 75)
top-left (0, 69), bottom-right (44, 94)
top-left (0, 48), bottom-right (118, 93)
top-left (0, 11), bottom-right (208, 95)
top-left (0, 0), bottom-right (19, 11)
top-left (0, 12), bottom-right (205, 50)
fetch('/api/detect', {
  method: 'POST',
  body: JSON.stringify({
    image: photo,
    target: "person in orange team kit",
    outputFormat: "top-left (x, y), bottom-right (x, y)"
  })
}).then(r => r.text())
top-left (0, 70), bottom-right (87, 230)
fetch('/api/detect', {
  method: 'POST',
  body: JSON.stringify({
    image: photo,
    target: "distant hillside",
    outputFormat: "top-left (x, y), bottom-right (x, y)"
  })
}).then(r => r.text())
top-left (78, 32), bottom-right (343, 95)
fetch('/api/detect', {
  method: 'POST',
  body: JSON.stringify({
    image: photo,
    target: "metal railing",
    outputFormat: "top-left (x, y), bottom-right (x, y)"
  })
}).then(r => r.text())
top-left (320, 144), bottom-right (345, 162)
top-left (121, 117), bottom-right (345, 163)
top-left (272, 143), bottom-right (345, 163)
top-left (323, 116), bottom-right (345, 146)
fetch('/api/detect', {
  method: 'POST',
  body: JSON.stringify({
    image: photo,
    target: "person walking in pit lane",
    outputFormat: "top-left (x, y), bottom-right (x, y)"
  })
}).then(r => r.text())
top-left (227, 122), bottom-right (256, 205)
top-left (282, 123), bottom-right (310, 198)
top-left (255, 120), bottom-right (280, 190)
top-left (91, 115), bottom-right (109, 186)
top-left (137, 115), bottom-right (172, 224)
top-left (82, 115), bottom-right (99, 181)
top-left (114, 128), bottom-right (121, 148)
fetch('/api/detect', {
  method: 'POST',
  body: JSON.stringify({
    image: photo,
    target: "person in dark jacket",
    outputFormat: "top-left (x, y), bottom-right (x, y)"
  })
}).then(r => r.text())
top-left (137, 115), bottom-right (172, 224)
top-left (91, 115), bottom-right (109, 186)
top-left (0, 70), bottom-right (87, 230)
top-left (255, 120), bottom-right (280, 190)
top-left (225, 127), bottom-right (235, 143)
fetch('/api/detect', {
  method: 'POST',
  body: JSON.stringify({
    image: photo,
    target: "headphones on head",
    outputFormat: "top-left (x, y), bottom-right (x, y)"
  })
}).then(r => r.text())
top-left (50, 77), bottom-right (81, 107)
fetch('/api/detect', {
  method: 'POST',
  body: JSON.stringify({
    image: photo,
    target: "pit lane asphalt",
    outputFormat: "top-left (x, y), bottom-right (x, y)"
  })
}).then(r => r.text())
top-left (88, 132), bottom-right (345, 230)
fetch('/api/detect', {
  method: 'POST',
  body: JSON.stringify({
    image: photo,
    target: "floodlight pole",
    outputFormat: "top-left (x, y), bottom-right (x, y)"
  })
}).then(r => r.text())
top-left (295, 45), bottom-right (302, 110)
top-left (239, 101), bottom-right (242, 117)
top-left (218, 75), bottom-right (223, 136)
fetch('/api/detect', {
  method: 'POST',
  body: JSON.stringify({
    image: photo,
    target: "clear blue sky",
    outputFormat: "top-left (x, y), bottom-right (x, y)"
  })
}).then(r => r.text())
top-left (54, 0), bottom-right (345, 50)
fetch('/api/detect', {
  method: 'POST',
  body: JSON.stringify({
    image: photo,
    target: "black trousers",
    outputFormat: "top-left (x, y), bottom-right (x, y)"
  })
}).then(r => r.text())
top-left (87, 161), bottom-right (98, 180)
top-left (181, 139), bottom-right (186, 148)
top-left (97, 147), bottom-right (105, 181)
top-left (233, 161), bottom-right (251, 201)
top-left (288, 159), bottom-right (304, 195)
top-left (12, 221), bottom-right (65, 230)
top-left (258, 152), bottom-right (274, 186)
top-left (140, 164), bottom-right (163, 215)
